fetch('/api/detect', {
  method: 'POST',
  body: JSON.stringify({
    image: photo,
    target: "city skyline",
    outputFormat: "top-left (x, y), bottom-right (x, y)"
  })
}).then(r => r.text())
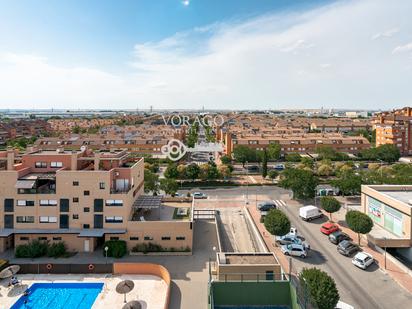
top-left (1, 0), bottom-right (412, 110)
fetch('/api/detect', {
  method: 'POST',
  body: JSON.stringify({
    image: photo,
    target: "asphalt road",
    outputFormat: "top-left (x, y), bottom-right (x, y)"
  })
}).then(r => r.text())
top-left (184, 186), bottom-right (412, 309)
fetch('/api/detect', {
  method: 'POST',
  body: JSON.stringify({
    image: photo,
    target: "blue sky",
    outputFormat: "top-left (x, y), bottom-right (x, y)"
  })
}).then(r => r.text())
top-left (0, 0), bottom-right (411, 110)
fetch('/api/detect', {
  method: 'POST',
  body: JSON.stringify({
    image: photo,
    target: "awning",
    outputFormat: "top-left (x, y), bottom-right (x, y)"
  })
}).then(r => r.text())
top-left (133, 195), bottom-right (162, 209)
top-left (14, 180), bottom-right (36, 189)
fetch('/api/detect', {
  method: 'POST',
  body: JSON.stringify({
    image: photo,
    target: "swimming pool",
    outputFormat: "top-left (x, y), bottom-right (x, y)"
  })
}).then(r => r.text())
top-left (11, 282), bottom-right (104, 309)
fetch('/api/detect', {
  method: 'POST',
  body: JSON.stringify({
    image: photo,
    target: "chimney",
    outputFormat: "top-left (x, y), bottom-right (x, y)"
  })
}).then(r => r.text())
top-left (6, 147), bottom-right (15, 170)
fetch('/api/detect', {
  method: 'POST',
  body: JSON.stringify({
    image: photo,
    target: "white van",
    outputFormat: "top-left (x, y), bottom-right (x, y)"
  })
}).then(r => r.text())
top-left (299, 205), bottom-right (323, 221)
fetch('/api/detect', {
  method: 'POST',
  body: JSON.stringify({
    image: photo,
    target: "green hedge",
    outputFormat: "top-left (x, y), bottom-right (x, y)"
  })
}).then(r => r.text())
top-left (131, 242), bottom-right (190, 254)
top-left (103, 240), bottom-right (127, 258)
top-left (15, 240), bottom-right (68, 258)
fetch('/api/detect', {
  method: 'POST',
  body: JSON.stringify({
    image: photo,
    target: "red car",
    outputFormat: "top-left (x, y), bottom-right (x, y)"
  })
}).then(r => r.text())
top-left (320, 222), bottom-right (340, 235)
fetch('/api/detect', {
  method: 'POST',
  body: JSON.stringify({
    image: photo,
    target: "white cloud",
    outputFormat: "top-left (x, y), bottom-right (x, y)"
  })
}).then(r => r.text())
top-left (392, 42), bottom-right (412, 54)
top-left (1, 0), bottom-right (412, 110)
top-left (371, 28), bottom-right (400, 40)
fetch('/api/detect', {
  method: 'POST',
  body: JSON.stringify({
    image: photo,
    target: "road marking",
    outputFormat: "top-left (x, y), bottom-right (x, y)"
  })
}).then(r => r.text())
top-left (273, 200), bottom-right (286, 208)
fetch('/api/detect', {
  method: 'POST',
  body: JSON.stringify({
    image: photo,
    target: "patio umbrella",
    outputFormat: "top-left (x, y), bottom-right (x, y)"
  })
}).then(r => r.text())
top-left (0, 265), bottom-right (20, 279)
top-left (122, 300), bottom-right (142, 309)
top-left (116, 280), bottom-right (135, 303)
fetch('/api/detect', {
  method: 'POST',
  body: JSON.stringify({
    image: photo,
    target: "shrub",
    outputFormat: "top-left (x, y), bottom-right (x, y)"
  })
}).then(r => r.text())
top-left (320, 196), bottom-right (341, 221)
top-left (345, 210), bottom-right (373, 244)
top-left (103, 240), bottom-right (127, 258)
top-left (47, 242), bottom-right (67, 258)
top-left (15, 240), bottom-right (48, 258)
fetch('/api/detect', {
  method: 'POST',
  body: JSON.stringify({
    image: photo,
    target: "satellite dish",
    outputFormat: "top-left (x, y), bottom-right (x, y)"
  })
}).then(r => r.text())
top-left (80, 145), bottom-right (87, 152)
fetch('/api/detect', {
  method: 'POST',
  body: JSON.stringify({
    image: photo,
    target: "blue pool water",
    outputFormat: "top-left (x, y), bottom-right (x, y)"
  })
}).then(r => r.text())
top-left (11, 282), bottom-right (104, 309)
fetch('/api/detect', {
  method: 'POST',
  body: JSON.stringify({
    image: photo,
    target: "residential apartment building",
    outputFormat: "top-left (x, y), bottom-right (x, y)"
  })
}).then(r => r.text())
top-left (374, 107), bottom-right (412, 155)
top-left (34, 125), bottom-right (185, 156)
top-left (0, 147), bottom-right (193, 253)
top-left (0, 119), bottom-right (51, 145)
top-left (220, 132), bottom-right (370, 156)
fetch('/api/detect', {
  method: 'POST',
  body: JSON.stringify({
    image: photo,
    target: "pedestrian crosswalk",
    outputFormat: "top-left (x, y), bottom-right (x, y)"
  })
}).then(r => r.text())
top-left (273, 199), bottom-right (286, 207)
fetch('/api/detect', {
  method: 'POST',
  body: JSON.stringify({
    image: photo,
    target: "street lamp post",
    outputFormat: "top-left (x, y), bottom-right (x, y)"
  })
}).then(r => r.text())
top-left (104, 246), bottom-right (109, 264)
top-left (383, 237), bottom-right (387, 270)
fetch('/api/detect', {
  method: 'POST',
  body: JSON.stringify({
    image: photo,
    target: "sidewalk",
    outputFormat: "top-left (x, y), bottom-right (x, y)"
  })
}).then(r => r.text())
top-left (325, 206), bottom-right (412, 294)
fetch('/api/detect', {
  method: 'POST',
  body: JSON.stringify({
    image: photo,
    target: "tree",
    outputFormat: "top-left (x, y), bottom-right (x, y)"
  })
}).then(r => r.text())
top-left (279, 168), bottom-right (319, 200)
top-left (233, 145), bottom-right (257, 166)
top-left (331, 170), bottom-right (361, 196)
top-left (218, 165), bottom-right (231, 179)
top-left (160, 178), bottom-right (179, 196)
top-left (220, 155), bottom-right (232, 165)
top-left (207, 162), bottom-right (220, 180)
top-left (144, 169), bottom-right (159, 195)
top-left (199, 164), bottom-right (210, 181)
top-left (346, 210), bottom-right (373, 245)
top-left (375, 144), bottom-right (400, 163)
top-left (267, 143), bottom-right (281, 161)
top-left (264, 209), bottom-right (291, 237)
top-left (299, 268), bottom-right (340, 309)
top-left (164, 163), bottom-right (179, 179)
top-left (177, 164), bottom-right (187, 179)
top-left (320, 196), bottom-right (341, 221)
top-left (185, 163), bottom-right (200, 181)
top-left (261, 149), bottom-right (268, 178)
top-left (300, 157), bottom-right (314, 169)
top-left (268, 170), bottom-right (278, 182)
top-left (316, 145), bottom-right (337, 160)
top-left (317, 163), bottom-right (333, 176)
top-left (285, 153), bottom-right (301, 162)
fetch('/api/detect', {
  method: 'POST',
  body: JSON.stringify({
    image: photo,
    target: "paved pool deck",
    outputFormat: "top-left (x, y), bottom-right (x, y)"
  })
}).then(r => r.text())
top-left (0, 274), bottom-right (167, 309)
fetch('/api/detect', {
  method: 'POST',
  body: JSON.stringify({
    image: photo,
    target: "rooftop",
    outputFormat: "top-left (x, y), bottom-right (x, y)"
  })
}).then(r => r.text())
top-left (367, 185), bottom-right (412, 207)
top-left (218, 252), bottom-right (278, 265)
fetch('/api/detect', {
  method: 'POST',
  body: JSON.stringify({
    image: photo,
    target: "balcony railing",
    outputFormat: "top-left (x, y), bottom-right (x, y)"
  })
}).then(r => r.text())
top-left (110, 186), bottom-right (131, 194)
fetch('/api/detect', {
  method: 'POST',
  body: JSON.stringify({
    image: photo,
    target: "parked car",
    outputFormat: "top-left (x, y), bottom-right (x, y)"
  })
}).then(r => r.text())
top-left (192, 192), bottom-right (207, 199)
top-left (257, 201), bottom-right (277, 211)
top-left (280, 243), bottom-right (308, 258)
top-left (320, 222), bottom-right (340, 235)
top-left (299, 205), bottom-right (323, 221)
top-left (337, 240), bottom-right (360, 256)
top-left (273, 164), bottom-right (285, 171)
top-left (246, 165), bottom-right (260, 172)
top-left (352, 252), bottom-right (374, 270)
top-left (328, 231), bottom-right (351, 245)
top-left (276, 234), bottom-right (310, 249)
top-left (173, 192), bottom-right (184, 197)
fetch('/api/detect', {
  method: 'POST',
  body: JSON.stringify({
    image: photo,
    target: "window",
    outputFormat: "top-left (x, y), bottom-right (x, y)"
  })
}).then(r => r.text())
top-left (20, 237), bottom-right (29, 241)
top-left (17, 200), bottom-right (35, 206)
top-left (83, 224), bottom-right (90, 229)
top-left (94, 199), bottom-right (103, 212)
top-left (4, 199), bottom-right (14, 212)
top-left (161, 236), bottom-right (171, 241)
top-left (144, 236), bottom-right (153, 241)
top-left (35, 162), bottom-right (47, 168)
top-left (99, 182), bottom-right (105, 189)
top-left (105, 216), bottom-right (123, 223)
top-left (84, 191), bottom-right (90, 196)
top-left (105, 200), bottom-right (123, 206)
top-left (50, 161), bottom-right (63, 168)
top-left (39, 200), bottom-right (57, 206)
top-left (176, 236), bottom-right (186, 240)
top-left (16, 216), bottom-right (34, 223)
top-left (129, 237), bottom-right (139, 241)
top-left (53, 237), bottom-right (62, 241)
top-left (72, 214), bottom-right (79, 219)
top-left (60, 199), bottom-right (69, 212)
top-left (73, 181), bottom-right (79, 186)
top-left (110, 237), bottom-right (119, 240)
top-left (73, 197), bottom-right (79, 203)
top-left (84, 207), bottom-right (90, 212)
top-left (39, 216), bottom-right (57, 223)
top-left (38, 237), bottom-right (47, 241)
